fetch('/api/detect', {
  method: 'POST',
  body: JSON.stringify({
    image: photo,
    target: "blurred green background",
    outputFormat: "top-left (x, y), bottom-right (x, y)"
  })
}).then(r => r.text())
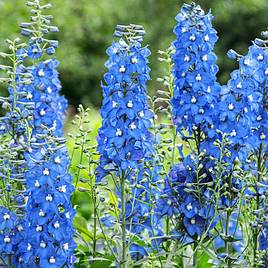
top-left (0, 0), bottom-right (267, 107)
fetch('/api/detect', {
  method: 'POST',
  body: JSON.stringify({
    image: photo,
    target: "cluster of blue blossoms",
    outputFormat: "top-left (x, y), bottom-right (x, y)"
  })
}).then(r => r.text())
top-left (96, 25), bottom-right (162, 258)
top-left (14, 43), bottom-right (75, 267)
top-left (0, 2), bottom-right (75, 267)
top-left (157, 3), bottom-right (221, 241)
top-left (158, 3), bottom-right (268, 262)
top-left (0, 41), bottom-right (33, 264)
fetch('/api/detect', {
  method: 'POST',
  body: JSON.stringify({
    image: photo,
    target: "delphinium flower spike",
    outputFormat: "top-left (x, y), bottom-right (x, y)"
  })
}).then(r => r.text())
top-left (228, 32), bottom-right (268, 267)
top-left (157, 4), bottom-right (221, 263)
top-left (0, 38), bottom-right (33, 267)
top-left (12, 1), bottom-right (76, 267)
top-left (96, 24), bottom-right (162, 266)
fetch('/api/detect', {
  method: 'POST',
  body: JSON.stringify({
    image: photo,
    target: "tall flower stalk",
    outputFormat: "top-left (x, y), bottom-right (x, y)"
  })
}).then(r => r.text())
top-left (96, 24), bottom-right (161, 267)
top-left (163, 3), bottom-right (221, 266)
top-left (0, 38), bottom-right (32, 267)
top-left (8, 1), bottom-right (76, 267)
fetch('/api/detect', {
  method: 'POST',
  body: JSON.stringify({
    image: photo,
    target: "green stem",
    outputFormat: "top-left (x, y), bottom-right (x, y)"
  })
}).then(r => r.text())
top-left (253, 144), bottom-right (263, 266)
top-left (120, 171), bottom-right (127, 268)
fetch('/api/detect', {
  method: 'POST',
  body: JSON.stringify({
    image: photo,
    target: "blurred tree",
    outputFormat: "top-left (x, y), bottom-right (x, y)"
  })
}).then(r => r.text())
top-left (0, 0), bottom-right (267, 107)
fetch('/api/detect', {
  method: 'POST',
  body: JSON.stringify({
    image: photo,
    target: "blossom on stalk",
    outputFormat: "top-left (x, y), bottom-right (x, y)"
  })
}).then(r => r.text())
top-left (96, 24), bottom-right (162, 258)
top-left (163, 3), bottom-right (220, 241)
top-left (11, 1), bottom-right (76, 267)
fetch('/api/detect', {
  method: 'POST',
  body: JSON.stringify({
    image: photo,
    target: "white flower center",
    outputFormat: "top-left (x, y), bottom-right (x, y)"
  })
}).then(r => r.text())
top-left (127, 101), bottom-right (133, 108)
top-left (190, 218), bottom-right (196, 224)
top-left (167, 199), bottom-right (172, 205)
top-left (47, 86), bottom-right (52, 93)
top-left (40, 109), bottom-right (46, 116)
top-left (228, 103), bottom-right (234, 111)
top-left (43, 168), bottom-right (49, 176)
top-left (202, 55), bottom-right (208, 61)
top-left (46, 194), bottom-right (53, 202)
top-left (49, 257), bottom-right (56, 264)
top-left (260, 133), bottom-right (266, 140)
top-left (195, 74), bottom-right (202, 81)
top-left (139, 111), bottom-right (145, 117)
top-left (35, 180), bottom-right (40, 188)
top-left (116, 128), bottom-right (122, 137)
top-left (4, 236), bottom-right (10, 243)
top-left (230, 130), bottom-right (237, 137)
top-left (248, 94), bottom-right (253, 102)
top-left (59, 185), bottom-right (67, 193)
top-left (244, 58), bottom-right (250, 66)
top-left (112, 101), bottom-right (118, 108)
top-left (265, 68), bottom-right (268, 75)
top-left (119, 65), bottom-right (126, 73)
top-left (63, 243), bottom-right (69, 250)
top-left (40, 241), bottom-right (46, 248)
top-left (257, 54), bottom-right (264, 61)
top-left (186, 203), bottom-right (193, 211)
top-left (236, 82), bottom-right (242, 89)
top-left (38, 69), bottom-right (45, 77)
top-left (27, 92), bottom-right (33, 99)
top-left (191, 96), bottom-right (197, 104)
top-left (39, 210), bottom-right (45, 217)
top-left (189, 34), bottom-right (196, 41)
top-left (36, 225), bottom-right (42, 232)
top-left (204, 35), bottom-right (209, 42)
top-left (129, 122), bottom-right (136, 130)
top-left (257, 115), bottom-right (262, 121)
top-left (3, 214), bottom-right (10, 220)
top-left (184, 55), bottom-right (190, 62)
top-left (27, 244), bottom-right (32, 251)
top-left (54, 156), bottom-right (61, 164)
top-left (207, 86), bottom-right (211, 93)
top-left (131, 56), bottom-right (138, 64)
top-left (17, 225), bottom-right (23, 232)
top-left (54, 221), bottom-right (60, 228)
top-left (199, 108), bottom-right (204, 114)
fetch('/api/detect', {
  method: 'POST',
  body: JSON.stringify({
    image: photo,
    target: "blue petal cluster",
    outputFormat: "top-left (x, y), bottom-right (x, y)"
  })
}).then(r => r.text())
top-left (171, 3), bottom-right (220, 140)
top-left (12, 43), bottom-right (75, 267)
top-left (164, 3), bottom-right (219, 241)
top-left (96, 33), bottom-right (162, 257)
top-left (156, 158), bottom-right (216, 241)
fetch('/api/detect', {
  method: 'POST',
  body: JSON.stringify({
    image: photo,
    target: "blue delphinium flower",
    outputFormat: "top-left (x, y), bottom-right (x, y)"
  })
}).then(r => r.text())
top-left (238, 39), bottom-right (268, 267)
top-left (11, 2), bottom-right (76, 267)
top-left (165, 2), bottom-right (220, 243)
top-left (96, 24), bottom-right (162, 261)
top-left (171, 3), bottom-right (220, 140)
top-left (221, 36), bottom-right (268, 266)
top-left (156, 158), bottom-right (216, 242)
top-left (0, 39), bottom-right (33, 264)
top-left (16, 57), bottom-right (75, 267)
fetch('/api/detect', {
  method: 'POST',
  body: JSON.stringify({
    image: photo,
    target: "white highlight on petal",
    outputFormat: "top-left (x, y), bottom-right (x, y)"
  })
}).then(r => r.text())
top-left (115, 128), bottom-right (122, 137)
top-left (38, 69), bottom-right (45, 77)
top-left (228, 103), bottom-right (234, 111)
top-left (46, 194), bottom-right (53, 202)
top-left (4, 236), bottom-right (10, 243)
top-left (191, 96), bottom-right (197, 104)
top-left (119, 65), bottom-right (126, 73)
top-left (195, 73), bottom-right (202, 81)
top-left (43, 168), bottom-right (50, 176)
top-left (127, 101), bottom-right (133, 108)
